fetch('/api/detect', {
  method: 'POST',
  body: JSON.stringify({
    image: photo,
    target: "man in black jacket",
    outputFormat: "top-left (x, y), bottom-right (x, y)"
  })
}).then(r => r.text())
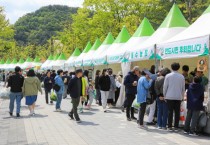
top-left (68, 69), bottom-right (83, 123)
top-left (124, 66), bottom-right (140, 121)
top-left (7, 66), bottom-right (24, 117)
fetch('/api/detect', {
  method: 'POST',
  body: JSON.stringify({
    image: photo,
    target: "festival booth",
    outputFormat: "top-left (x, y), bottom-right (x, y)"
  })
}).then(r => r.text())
top-left (33, 56), bottom-right (42, 71)
top-left (98, 26), bottom-right (131, 74)
top-left (157, 5), bottom-right (210, 97)
top-left (65, 48), bottom-right (81, 71)
top-left (7, 58), bottom-right (18, 71)
top-left (52, 53), bottom-right (67, 70)
top-left (21, 57), bottom-right (34, 70)
top-left (48, 54), bottom-right (59, 70)
top-left (74, 42), bottom-right (92, 68)
top-left (113, 18), bottom-right (155, 107)
top-left (83, 38), bottom-right (102, 67)
top-left (127, 4), bottom-right (189, 70)
top-left (92, 32), bottom-right (115, 73)
top-left (17, 58), bottom-right (25, 69)
top-left (41, 54), bottom-right (53, 70)
top-left (157, 5), bottom-right (210, 69)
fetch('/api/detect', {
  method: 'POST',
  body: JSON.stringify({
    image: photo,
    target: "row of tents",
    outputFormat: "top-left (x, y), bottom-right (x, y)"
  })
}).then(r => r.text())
top-left (0, 4), bottom-right (210, 72)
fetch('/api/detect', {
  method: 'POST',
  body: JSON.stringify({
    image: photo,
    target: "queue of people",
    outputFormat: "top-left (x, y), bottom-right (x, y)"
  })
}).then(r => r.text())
top-left (3, 62), bottom-right (209, 136)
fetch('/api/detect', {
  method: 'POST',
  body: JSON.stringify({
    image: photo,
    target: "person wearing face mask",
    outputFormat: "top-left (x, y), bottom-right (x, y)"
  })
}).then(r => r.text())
top-left (124, 66), bottom-right (140, 121)
top-left (99, 69), bottom-right (111, 112)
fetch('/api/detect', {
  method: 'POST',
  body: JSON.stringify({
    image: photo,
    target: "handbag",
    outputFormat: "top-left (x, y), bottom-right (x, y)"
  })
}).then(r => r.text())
top-left (198, 112), bottom-right (208, 127)
top-left (53, 84), bottom-right (60, 92)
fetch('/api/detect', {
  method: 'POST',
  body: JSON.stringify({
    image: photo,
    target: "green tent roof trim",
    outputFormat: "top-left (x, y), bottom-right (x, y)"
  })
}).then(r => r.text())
top-left (11, 58), bottom-right (18, 64)
top-left (53, 54), bottom-right (59, 60)
top-left (114, 26), bottom-right (131, 43)
top-left (5, 59), bottom-right (11, 64)
top-left (203, 5), bottom-right (210, 15)
top-left (90, 38), bottom-right (101, 51)
top-left (133, 17), bottom-right (155, 37)
top-left (82, 41), bottom-right (92, 53)
top-left (71, 48), bottom-right (81, 57)
top-left (0, 59), bottom-right (5, 64)
top-left (159, 4), bottom-right (189, 28)
top-left (102, 32), bottom-right (115, 44)
top-left (58, 53), bottom-right (66, 60)
top-left (18, 58), bottom-right (25, 64)
top-left (26, 57), bottom-right (33, 62)
top-left (34, 56), bottom-right (40, 63)
top-left (48, 54), bottom-right (54, 60)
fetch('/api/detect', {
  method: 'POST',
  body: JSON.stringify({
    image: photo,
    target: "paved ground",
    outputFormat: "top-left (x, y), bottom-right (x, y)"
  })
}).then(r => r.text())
top-left (0, 88), bottom-right (210, 145)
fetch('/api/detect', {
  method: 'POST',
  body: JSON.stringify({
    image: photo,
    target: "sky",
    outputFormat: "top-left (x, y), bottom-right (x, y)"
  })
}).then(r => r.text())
top-left (0, 0), bottom-right (84, 24)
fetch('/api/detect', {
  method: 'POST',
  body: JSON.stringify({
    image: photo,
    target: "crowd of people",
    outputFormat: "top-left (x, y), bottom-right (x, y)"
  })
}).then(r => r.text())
top-left (1, 62), bottom-right (208, 136)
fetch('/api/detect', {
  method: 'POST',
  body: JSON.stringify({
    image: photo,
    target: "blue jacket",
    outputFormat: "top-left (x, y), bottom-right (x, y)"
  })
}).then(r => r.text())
top-left (124, 72), bottom-right (138, 95)
top-left (137, 76), bottom-right (152, 103)
top-left (54, 75), bottom-right (64, 95)
top-left (187, 83), bottom-right (204, 110)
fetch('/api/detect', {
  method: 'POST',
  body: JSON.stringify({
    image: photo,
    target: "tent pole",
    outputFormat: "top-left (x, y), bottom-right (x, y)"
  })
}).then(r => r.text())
top-left (154, 44), bottom-right (159, 73)
top-left (208, 36), bottom-right (210, 101)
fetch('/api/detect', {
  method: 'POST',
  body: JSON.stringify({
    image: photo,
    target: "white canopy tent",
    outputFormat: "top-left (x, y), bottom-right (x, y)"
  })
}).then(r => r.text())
top-left (52, 53), bottom-right (67, 70)
top-left (65, 48), bottom-right (81, 68)
top-left (74, 42), bottom-right (92, 67)
top-left (92, 33), bottom-right (115, 65)
top-left (157, 5), bottom-right (210, 60)
top-left (47, 54), bottom-right (59, 70)
top-left (127, 4), bottom-right (190, 62)
top-left (82, 38), bottom-right (101, 67)
top-left (41, 55), bottom-right (53, 70)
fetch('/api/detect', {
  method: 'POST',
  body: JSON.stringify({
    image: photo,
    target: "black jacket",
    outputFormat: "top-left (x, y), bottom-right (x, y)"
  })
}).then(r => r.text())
top-left (99, 75), bottom-right (111, 91)
top-left (68, 76), bottom-right (81, 98)
top-left (7, 73), bottom-right (24, 93)
top-left (44, 76), bottom-right (54, 91)
top-left (95, 75), bottom-right (100, 89)
top-left (124, 72), bottom-right (138, 95)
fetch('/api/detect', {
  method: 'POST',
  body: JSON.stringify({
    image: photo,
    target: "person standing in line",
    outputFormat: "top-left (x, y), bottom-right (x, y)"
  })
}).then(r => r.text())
top-left (22, 69), bottom-right (42, 116)
top-left (44, 71), bottom-right (54, 104)
top-left (195, 68), bottom-right (208, 90)
top-left (115, 71), bottom-right (122, 105)
top-left (68, 69), bottom-right (83, 123)
top-left (95, 70), bottom-right (101, 106)
top-left (137, 71), bottom-right (153, 129)
top-left (124, 66), bottom-right (140, 121)
top-left (163, 62), bottom-right (185, 132)
top-left (182, 65), bottom-right (193, 90)
top-left (54, 69), bottom-right (64, 111)
top-left (155, 68), bottom-right (171, 130)
top-left (7, 66), bottom-right (24, 117)
top-left (62, 71), bottom-right (70, 99)
top-left (107, 68), bottom-right (116, 108)
top-left (99, 69), bottom-right (111, 112)
top-left (184, 76), bottom-right (204, 136)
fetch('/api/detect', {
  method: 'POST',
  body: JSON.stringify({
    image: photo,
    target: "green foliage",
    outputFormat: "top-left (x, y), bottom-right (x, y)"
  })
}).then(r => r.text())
top-left (14, 5), bottom-right (78, 46)
top-left (0, 7), bottom-right (15, 59)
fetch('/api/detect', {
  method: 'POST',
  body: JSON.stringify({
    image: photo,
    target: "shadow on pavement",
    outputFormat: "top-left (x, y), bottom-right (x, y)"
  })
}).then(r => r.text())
top-left (78, 121), bottom-right (99, 126)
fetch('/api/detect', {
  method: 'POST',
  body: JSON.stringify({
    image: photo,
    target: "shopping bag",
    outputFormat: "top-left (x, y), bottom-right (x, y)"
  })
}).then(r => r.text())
top-left (50, 91), bottom-right (57, 101)
top-left (179, 101), bottom-right (187, 126)
top-left (132, 96), bottom-right (140, 110)
top-left (0, 87), bottom-right (10, 99)
top-left (198, 112), bottom-right (208, 127)
top-left (203, 114), bottom-right (210, 135)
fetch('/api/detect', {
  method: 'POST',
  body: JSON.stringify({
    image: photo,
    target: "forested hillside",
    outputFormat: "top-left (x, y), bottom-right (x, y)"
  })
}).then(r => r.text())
top-left (14, 5), bottom-right (78, 46)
